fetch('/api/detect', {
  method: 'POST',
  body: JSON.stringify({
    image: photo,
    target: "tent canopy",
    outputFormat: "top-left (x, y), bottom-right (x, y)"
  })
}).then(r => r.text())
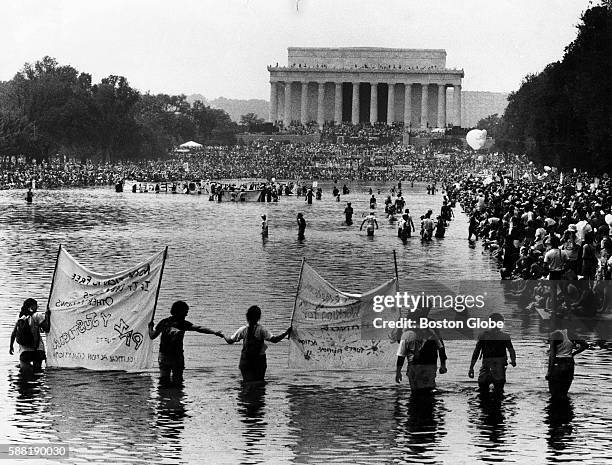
top-left (179, 141), bottom-right (203, 148)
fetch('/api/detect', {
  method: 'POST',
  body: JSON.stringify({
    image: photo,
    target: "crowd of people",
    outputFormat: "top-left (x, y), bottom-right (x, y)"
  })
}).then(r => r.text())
top-left (0, 140), bottom-right (499, 190)
top-left (457, 167), bottom-right (612, 318)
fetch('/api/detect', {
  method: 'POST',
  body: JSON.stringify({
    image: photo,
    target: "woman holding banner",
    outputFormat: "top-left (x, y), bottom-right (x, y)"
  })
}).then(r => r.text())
top-left (9, 298), bottom-right (51, 375)
top-left (224, 305), bottom-right (291, 383)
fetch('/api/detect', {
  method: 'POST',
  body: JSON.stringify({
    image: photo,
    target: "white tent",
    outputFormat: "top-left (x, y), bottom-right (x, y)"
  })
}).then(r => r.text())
top-left (179, 141), bottom-right (203, 148)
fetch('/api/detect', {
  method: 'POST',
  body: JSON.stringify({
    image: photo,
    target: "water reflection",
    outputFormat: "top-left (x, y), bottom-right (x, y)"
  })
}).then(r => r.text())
top-left (468, 392), bottom-right (517, 462)
top-left (287, 385), bottom-right (397, 463)
top-left (155, 382), bottom-right (187, 462)
top-left (44, 369), bottom-right (158, 463)
top-left (9, 371), bottom-right (51, 439)
top-left (393, 390), bottom-right (447, 462)
top-left (545, 397), bottom-right (575, 459)
top-left (237, 383), bottom-right (268, 464)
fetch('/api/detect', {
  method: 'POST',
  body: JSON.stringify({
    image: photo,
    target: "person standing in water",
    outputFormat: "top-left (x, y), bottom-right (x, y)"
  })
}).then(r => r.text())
top-left (360, 212), bottom-right (379, 236)
top-left (546, 328), bottom-right (588, 398)
top-left (395, 317), bottom-right (448, 393)
top-left (25, 188), bottom-right (33, 203)
top-left (9, 298), bottom-right (51, 374)
top-left (224, 305), bottom-right (291, 383)
top-left (149, 301), bottom-right (225, 385)
top-left (297, 213), bottom-right (306, 240)
top-left (468, 313), bottom-right (516, 395)
top-left (261, 214), bottom-right (269, 238)
top-left (344, 202), bottom-right (354, 225)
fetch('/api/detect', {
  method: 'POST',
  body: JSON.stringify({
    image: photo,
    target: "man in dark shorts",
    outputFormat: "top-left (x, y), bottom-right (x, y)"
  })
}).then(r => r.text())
top-left (468, 313), bottom-right (516, 394)
top-left (149, 301), bottom-right (225, 385)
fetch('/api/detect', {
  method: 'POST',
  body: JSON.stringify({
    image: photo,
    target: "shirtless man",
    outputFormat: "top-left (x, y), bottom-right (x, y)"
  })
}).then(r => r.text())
top-left (360, 212), bottom-right (379, 236)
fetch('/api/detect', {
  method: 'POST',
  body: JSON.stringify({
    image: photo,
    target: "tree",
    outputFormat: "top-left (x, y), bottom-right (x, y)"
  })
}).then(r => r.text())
top-left (240, 112), bottom-right (264, 128)
top-left (91, 75), bottom-right (141, 161)
top-left (496, 3), bottom-right (612, 170)
top-left (476, 114), bottom-right (503, 139)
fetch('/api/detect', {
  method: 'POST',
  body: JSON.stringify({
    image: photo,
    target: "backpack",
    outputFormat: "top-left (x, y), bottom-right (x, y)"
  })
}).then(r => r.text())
top-left (15, 316), bottom-right (38, 347)
top-left (242, 325), bottom-right (264, 361)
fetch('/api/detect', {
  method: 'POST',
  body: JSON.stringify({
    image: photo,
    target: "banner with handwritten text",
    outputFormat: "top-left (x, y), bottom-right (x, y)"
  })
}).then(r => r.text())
top-left (288, 262), bottom-right (398, 369)
top-left (46, 247), bottom-right (166, 371)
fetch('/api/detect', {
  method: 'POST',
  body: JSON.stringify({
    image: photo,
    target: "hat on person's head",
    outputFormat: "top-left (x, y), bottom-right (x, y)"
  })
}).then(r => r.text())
top-left (567, 224), bottom-right (577, 233)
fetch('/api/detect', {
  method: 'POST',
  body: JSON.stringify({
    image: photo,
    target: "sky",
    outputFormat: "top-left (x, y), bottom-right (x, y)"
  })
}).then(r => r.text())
top-left (1, 0), bottom-right (593, 100)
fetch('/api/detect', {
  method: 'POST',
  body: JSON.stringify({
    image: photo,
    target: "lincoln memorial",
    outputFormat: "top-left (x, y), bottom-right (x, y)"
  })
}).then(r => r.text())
top-left (268, 47), bottom-right (464, 129)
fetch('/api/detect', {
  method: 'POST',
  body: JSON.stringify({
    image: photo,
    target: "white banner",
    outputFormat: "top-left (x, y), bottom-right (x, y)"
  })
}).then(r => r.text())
top-left (288, 262), bottom-right (399, 369)
top-left (47, 247), bottom-right (167, 371)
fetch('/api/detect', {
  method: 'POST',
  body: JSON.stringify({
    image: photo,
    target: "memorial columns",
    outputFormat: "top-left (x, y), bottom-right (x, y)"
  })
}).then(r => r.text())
top-left (351, 82), bottom-right (360, 124)
top-left (454, 84), bottom-right (462, 127)
top-left (404, 84), bottom-right (412, 127)
top-left (269, 82), bottom-right (278, 122)
top-left (387, 83), bottom-right (395, 125)
top-left (317, 82), bottom-right (325, 127)
top-left (334, 83), bottom-right (343, 124)
top-left (283, 82), bottom-right (292, 127)
top-left (370, 83), bottom-right (378, 124)
top-left (421, 84), bottom-right (429, 129)
top-left (300, 82), bottom-right (309, 125)
top-left (437, 84), bottom-right (446, 128)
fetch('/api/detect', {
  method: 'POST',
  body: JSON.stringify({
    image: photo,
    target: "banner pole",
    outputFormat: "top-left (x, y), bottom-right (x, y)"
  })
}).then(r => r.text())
top-left (289, 257), bottom-right (306, 329)
top-left (393, 249), bottom-right (399, 283)
top-left (151, 246), bottom-right (168, 323)
top-left (46, 244), bottom-right (62, 312)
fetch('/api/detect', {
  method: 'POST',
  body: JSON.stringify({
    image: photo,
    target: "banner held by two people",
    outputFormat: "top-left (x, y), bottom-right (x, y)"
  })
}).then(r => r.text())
top-left (288, 260), bottom-right (399, 369)
top-left (46, 246), bottom-right (167, 371)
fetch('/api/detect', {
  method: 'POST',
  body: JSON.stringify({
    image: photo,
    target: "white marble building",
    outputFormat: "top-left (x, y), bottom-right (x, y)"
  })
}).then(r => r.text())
top-left (268, 47), bottom-right (464, 128)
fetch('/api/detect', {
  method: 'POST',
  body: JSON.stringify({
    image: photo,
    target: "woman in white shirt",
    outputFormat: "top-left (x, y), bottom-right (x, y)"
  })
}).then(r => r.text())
top-left (225, 306), bottom-right (291, 383)
top-left (546, 328), bottom-right (588, 398)
top-left (9, 298), bottom-right (51, 374)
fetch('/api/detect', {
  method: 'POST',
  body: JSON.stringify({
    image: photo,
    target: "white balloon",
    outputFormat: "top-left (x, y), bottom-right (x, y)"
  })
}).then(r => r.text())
top-left (544, 166), bottom-right (552, 171)
top-left (605, 214), bottom-right (612, 226)
top-left (466, 129), bottom-right (487, 150)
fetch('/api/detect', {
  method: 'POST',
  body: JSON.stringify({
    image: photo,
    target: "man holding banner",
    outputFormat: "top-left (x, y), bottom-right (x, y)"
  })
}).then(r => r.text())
top-left (149, 300), bottom-right (225, 385)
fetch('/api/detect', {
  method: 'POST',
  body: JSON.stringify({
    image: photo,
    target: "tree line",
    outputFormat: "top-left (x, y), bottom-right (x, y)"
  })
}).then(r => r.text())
top-left (479, 3), bottom-right (611, 171)
top-left (0, 57), bottom-right (239, 162)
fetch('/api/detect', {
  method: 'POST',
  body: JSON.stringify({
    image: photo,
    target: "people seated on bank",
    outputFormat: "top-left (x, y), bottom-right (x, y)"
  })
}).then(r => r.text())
top-left (546, 328), bottom-right (588, 399)
top-left (9, 298), bottom-right (51, 375)
top-left (468, 313), bottom-right (516, 395)
top-left (224, 305), bottom-right (291, 383)
top-left (149, 301), bottom-right (225, 385)
top-left (360, 212), bottom-right (379, 236)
